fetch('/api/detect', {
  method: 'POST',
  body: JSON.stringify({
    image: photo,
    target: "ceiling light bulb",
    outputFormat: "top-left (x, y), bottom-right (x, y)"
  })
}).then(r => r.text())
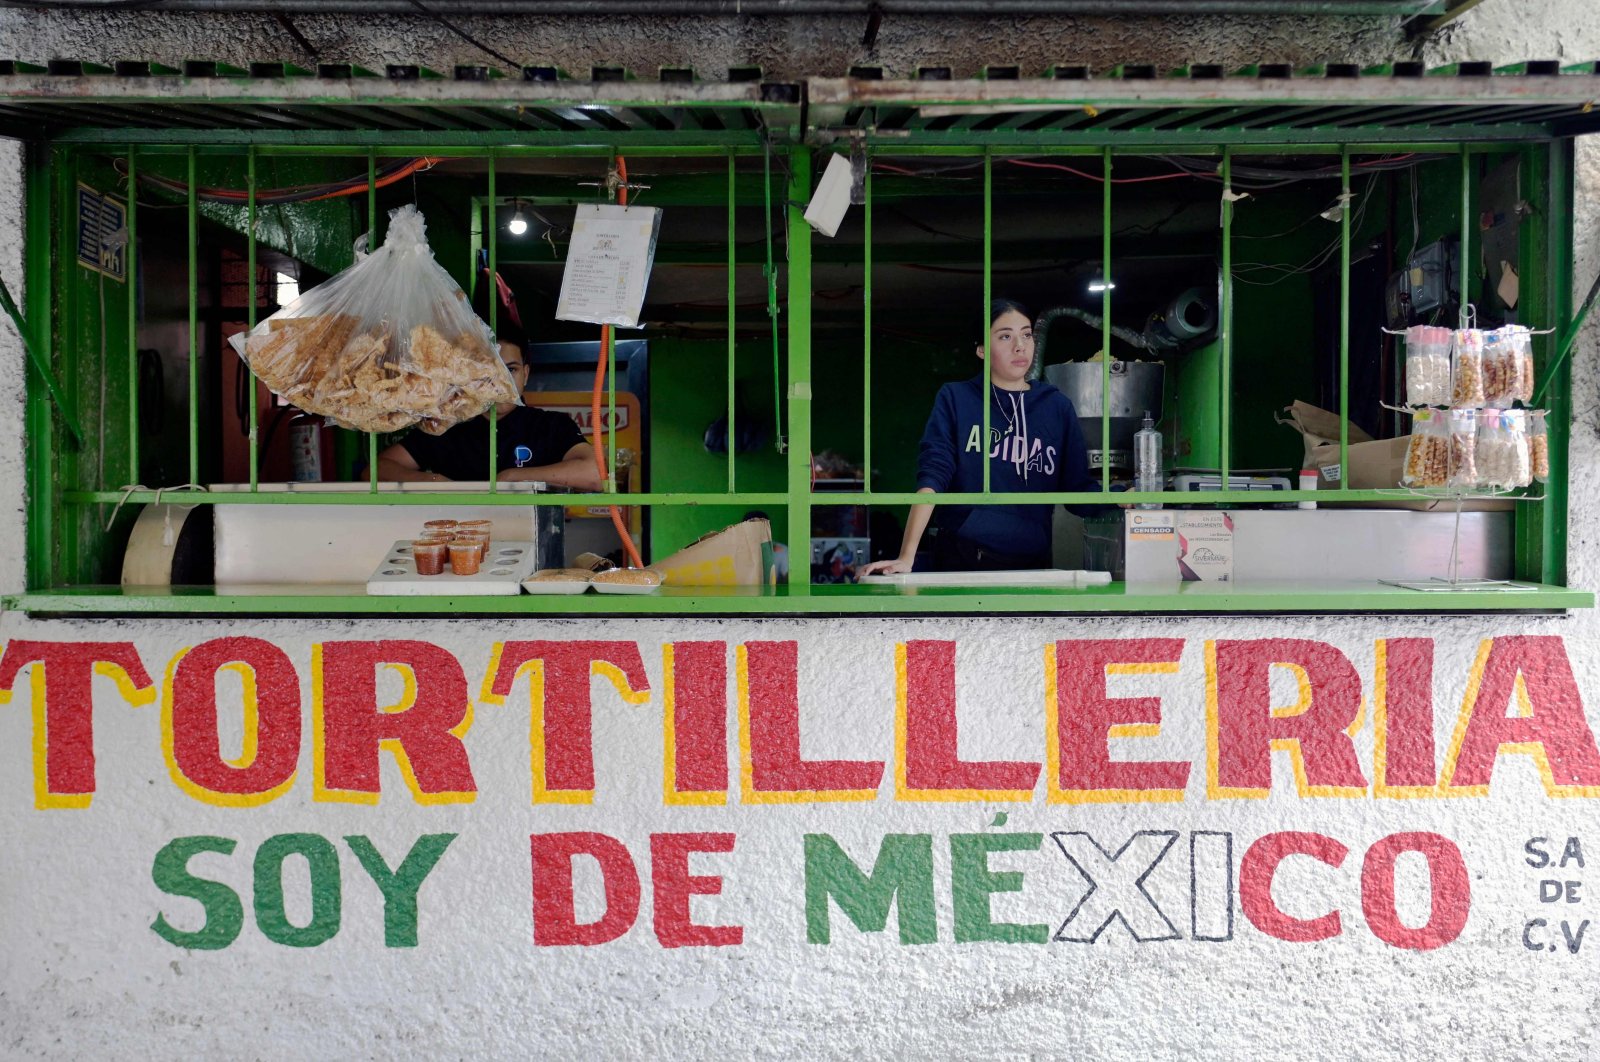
top-left (508, 211), bottom-right (529, 236)
top-left (1087, 279), bottom-right (1116, 293)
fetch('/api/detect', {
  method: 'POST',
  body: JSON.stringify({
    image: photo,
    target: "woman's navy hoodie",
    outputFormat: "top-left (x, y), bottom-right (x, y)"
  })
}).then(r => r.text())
top-left (915, 374), bottom-right (1099, 559)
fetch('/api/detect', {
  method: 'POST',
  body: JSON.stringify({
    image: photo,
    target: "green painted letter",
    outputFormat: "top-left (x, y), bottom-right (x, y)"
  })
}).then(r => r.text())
top-left (345, 834), bottom-right (456, 948)
top-left (254, 833), bottom-right (342, 948)
top-left (804, 833), bottom-right (936, 945)
top-left (151, 835), bottom-right (243, 950)
top-left (951, 832), bottom-right (1048, 944)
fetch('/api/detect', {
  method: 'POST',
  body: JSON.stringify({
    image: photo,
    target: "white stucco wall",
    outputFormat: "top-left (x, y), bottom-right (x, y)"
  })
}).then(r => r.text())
top-left (2, 5), bottom-right (1600, 1059)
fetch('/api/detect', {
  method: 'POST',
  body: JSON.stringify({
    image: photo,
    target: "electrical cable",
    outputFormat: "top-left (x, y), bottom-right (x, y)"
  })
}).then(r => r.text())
top-left (405, 0), bottom-right (524, 72)
top-left (127, 156), bottom-right (447, 205)
top-left (593, 154), bottom-right (645, 571)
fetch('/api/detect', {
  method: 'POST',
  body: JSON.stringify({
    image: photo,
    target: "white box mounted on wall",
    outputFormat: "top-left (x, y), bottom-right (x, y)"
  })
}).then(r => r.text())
top-left (803, 153), bottom-right (854, 238)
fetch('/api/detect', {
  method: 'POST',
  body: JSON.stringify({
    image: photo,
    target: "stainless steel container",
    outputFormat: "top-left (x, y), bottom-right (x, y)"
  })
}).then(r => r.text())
top-left (1044, 360), bottom-right (1165, 470)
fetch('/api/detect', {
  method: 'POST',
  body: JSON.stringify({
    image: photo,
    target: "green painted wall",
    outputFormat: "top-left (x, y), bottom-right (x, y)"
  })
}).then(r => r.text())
top-left (647, 337), bottom-right (790, 558)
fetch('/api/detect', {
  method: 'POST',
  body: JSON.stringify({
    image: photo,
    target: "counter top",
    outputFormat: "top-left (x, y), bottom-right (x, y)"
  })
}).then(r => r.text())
top-left (5, 580), bottom-right (1590, 616)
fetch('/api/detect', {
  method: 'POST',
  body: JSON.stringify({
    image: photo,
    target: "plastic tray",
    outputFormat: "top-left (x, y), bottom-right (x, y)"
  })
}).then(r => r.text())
top-left (367, 540), bottom-right (538, 596)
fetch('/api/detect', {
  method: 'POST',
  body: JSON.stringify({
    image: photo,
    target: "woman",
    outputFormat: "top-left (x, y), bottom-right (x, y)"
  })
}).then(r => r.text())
top-left (860, 298), bottom-right (1099, 575)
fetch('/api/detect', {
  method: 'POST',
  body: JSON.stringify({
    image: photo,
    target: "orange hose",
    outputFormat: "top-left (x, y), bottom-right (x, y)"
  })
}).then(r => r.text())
top-left (594, 155), bottom-right (645, 569)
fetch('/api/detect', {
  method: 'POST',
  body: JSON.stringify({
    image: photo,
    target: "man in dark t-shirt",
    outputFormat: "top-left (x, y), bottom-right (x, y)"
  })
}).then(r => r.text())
top-left (375, 334), bottom-right (602, 489)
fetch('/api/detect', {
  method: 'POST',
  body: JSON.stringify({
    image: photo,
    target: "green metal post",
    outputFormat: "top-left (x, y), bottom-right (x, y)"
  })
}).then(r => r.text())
top-left (727, 149), bottom-right (737, 492)
top-left (23, 145), bottom-right (55, 588)
top-left (785, 148), bottom-right (811, 591)
top-left (246, 146), bottom-right (258, 490)
top-left (765, 144), bottom-right (783, 454)
top-left (368, 149), bottom-right (378, 491)
top-left (982, 148), bottom-right (991, 496)
top-left (863, 149), bottom-right (872, 494)
top-left (187, 146), bottom-right (198, 487)
top-left (1219, 150), bottom-right (1233, 483)
top-left (1101, 148), bottom-right (1112, 494)
top-left (488, 152), bottom-right (498, 491)
top-left (1459, 149), bottom-right (1471, 326)
top-left (1542, 138), bottom-right (1573, 586)
top-left (1339, 148), bottom-right (1350, 491)
top-left (126, 147), bottom-right (140, 484)
top-left (608, 314), bottom-right (617, 487)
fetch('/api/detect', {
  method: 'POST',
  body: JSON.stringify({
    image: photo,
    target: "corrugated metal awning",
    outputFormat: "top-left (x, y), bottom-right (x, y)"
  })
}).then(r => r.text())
top-left (0, 59), bottom-right (1596, 144)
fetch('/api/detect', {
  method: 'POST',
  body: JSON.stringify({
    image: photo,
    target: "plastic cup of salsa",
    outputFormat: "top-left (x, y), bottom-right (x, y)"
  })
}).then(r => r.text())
top-left (448, 541), bottom-right (483, 576)
top-left (423, 519), bottom-right (458, 531)
top-left (412, 540), bottom-right (448, 576)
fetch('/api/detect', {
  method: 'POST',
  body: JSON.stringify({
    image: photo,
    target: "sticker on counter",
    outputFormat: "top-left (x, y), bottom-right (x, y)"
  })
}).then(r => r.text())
top-left (1127, 512), bottom-right (1175, 540)
top-left (1178, 512), bottom-right (1234, 583)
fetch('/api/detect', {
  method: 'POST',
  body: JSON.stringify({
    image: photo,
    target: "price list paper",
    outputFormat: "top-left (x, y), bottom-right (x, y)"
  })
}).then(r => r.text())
top-left (555, 204), bottom-right (662, 328)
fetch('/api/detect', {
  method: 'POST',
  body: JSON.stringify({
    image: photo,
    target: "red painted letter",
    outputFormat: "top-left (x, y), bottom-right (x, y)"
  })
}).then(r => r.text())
top-left (0, 640), bottom-right (153, 807)
top-left (1444, 636), bottom-right (1600, 795)
top-left (900, 641), bottom-right (1039, 798)
top-left (650, 832), bottom-right (742, 948)
top-left (1053, 638), bottom-right (1188, 801)
top-left (1361, 832), bottom-right (1470, 951)
top-left (740, 641), bottom-right (882, 799)
top-left (1377, 638), bottom-right (1437, 794)
top-left (1240, 831), bottom-right (1349, 942)
top-left (167, 637), bottom-right (301, 805)
top-left (665, 643), bottom-right (728, 803)
top-left (485, 641), bottom-right (650, 802)
top-left (532, 832), bottom-right (641, 946)
top-left (1211, 639), bottom-right (1367, 796)
top-left (316, 640), bottom-right (475, 804)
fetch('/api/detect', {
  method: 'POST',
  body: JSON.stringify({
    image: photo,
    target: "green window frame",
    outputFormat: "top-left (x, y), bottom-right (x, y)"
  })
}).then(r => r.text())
top-left (3, 69), bottom-right (1594, 615)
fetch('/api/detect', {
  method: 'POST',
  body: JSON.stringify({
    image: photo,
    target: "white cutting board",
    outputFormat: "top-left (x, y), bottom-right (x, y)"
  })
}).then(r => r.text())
top-left (367, 540), bottom-right (539, 596)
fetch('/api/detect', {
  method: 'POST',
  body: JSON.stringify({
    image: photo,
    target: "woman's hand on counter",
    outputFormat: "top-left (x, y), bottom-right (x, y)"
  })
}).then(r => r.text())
top-left (858, 557), bottom-right (915, 578)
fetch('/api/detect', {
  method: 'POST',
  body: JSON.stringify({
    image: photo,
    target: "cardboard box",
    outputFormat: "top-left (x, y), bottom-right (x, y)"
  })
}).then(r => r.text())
top-left (1177, 512), bottom-right (1234, 582)
top-left (1279, 400), bottom-right (1510, 511)
top-left (651, 517), bottom-right (776, 587)
top-left (1278, 400), bottom-right (1391, 487)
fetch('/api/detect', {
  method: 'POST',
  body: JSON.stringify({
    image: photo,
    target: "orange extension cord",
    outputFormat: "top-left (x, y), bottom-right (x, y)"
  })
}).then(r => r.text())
top-left (594, 156), bottom-right (646, 570)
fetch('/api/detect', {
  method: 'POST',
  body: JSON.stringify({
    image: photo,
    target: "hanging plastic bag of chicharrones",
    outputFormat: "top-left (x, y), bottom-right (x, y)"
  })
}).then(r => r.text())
top-left (227, 204), bottom-right (520, 435)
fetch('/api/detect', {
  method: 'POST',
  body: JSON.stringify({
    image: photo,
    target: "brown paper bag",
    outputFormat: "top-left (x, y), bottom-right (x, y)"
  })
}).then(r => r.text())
top-left (651, 518), bottom-right (776, 587)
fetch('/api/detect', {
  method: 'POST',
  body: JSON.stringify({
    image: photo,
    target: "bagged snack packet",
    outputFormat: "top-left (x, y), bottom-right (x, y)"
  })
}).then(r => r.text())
top-left (1450, 328), bottom-right (1485, 408)
top-left (228, 204), bottom-right (520, 435)
top-left (1528, 409), bottom-right (1549, 483)
top-left (1447, 408), bottom-right (1479, 489)
top-left (1403, 409), bottom-right (1450, 488)
top-left (1403, 325), bottom-right (1451, 406)
top-left (1477, 409), bottom-right (1533, 491)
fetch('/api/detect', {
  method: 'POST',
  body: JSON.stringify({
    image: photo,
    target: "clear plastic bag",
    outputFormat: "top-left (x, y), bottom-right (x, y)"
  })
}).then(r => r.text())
top-left (1482, 325), bottom-right (1534, 409)
top-left (228, 204), bottom-right (520, 435)
top-left (1528, 408), bottom-right (1549, 483)
top-left (1447, 408), bottom-right (1479, 489)
top-left (1478, 409), bottom-right (1532, 490)
top-left (1450, 328), bottom-right (1485, 408)
top-left (1403, 409), bottom-right (1450, 488)
top-left (1403, 325), bottom-right (1452, 406)
top-left (1509, 325), bottom-right (1535, 405)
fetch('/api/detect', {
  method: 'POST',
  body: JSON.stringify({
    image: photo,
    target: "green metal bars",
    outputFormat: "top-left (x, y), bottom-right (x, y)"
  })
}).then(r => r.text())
top-left (1339, 147), bottom-right (1351, 490)
top-left (1101, 148), bottom-right (1112, 494)
top-left (127, 147), bottom-right (140, 482)
top-left (20, 138), bottom-right (1578, 612)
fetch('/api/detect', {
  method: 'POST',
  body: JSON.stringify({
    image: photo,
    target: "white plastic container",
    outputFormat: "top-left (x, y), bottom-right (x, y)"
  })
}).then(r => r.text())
top-left (1298, 469), bottom-right (1317, 509)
